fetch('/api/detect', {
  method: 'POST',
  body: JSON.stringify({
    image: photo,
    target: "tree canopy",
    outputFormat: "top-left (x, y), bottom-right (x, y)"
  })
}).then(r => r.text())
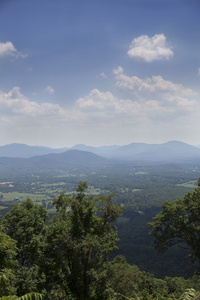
top-left (149, 180), bottom-right (200, 266)
top-left (3, 181), bottom-right (200, 299)
top-left (45, 181), bottom-right (124, 299)
top-left (3, 198), bottom-right (48, 268)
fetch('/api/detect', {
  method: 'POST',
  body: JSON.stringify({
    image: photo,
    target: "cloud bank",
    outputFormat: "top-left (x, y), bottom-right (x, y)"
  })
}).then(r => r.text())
top-left (0, 72), bottom-right (198, 147)
top-left (0, 33), bottom-right (198, 147)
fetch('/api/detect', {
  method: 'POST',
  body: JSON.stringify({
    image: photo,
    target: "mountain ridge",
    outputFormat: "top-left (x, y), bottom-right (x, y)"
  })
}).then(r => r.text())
top-left (0, 141), bottom-right (200, 162)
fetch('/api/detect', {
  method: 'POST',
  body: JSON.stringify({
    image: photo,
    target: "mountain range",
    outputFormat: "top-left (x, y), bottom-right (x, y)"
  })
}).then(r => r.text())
top-left (0, 143), bottom-right (68, 158)
top-left (0, 141), bottom-right (200, 176)
top-left (0, 141), bottom-right (200, 162)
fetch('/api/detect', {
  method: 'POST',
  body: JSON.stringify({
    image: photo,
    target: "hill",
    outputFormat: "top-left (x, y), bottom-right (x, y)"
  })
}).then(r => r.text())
top-left (0, 150), bottom-right (109, 176)
top-left (28, 149), bottom-right (108, 170)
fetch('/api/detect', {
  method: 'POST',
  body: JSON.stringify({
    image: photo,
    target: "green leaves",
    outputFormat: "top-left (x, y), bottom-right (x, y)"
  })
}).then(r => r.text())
top-left (0, 293), bottom-right (43, 300)
top-left (46, 181), bottom-right (123, 299)
top-left (3, 199), bottom-right (48, 268)
top-left (149, 181), bottom-right (200, 265)
top-left (179, 288), bottom-right (200, 300)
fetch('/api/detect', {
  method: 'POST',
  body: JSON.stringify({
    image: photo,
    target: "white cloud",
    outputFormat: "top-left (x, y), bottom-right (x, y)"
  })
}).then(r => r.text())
top-left (0, 83), bottom-right (199, 147)
top-left (0, 87), bottom-right (62, 117)
top-left (0, 87), bottom-right (88, 147)
top-left (127, 34), bottom-right (174, 62)
top-left (112, 66), bottom-right (199, 123)
top-left (198, 68), bottom-right (200, 76)
top-left (113, 66), bottom-right (196, 108)
top-left (76, 86), bottom-right (197, 124)
top-left (45, 85), bottom-right (55, 95)
top-left (0, 41), bottom-right (16, 56)
top-left (0, 41), bottom-right (27, 59)
top-left (77, 89), bottom-right (142, 119)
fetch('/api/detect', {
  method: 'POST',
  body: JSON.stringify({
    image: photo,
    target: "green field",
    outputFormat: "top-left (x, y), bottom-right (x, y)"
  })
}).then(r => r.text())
top-left (0, 184), bottom-right (109, 212)
top-left (176, 180), bottom-right (198, 188)
top-left (1, 192), bottom-right (49, 202)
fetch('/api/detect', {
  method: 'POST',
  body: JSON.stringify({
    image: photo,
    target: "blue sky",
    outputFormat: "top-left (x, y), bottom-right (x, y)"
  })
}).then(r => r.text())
top-left (0, 0), bottom-right (200, 147)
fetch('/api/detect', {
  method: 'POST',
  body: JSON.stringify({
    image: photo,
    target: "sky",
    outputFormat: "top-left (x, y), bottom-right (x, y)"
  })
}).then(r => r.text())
top-left (0, 0), bottom-right (200, 148)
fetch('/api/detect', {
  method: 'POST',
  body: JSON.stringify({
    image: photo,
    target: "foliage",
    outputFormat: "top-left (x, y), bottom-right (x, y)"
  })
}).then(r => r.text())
top-left (0, 226), bottom-right (16, 270)
top-left (44, 181), bottom-right (124, 299)
top-left (3, 199), bottom-right (48, 268)
top-left (3, 181), bottom-right (200, 299)
top-left (178, 288), bottom-right (200, 300)
top-left (2, 199), bottom-right (48, 297)
top-left (148, 183), bottom-right (200, 266)
top-left (0, 224), bottom-right (17, 296)
top-left (0, 293), bottom-right (43, 300)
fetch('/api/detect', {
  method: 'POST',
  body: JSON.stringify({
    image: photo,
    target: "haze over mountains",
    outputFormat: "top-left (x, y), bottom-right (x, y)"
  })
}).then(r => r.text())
top-left (0, 143), bottom-right (69, 158)
top-left (72, 141), bottom-right (200, 162)
top-left (0, 141), bottom-right (200, 177)
top-left (0, 141), bottom-right (200, 162)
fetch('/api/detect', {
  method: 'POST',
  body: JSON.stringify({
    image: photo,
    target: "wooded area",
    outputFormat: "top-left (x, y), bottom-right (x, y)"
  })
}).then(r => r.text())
top-left (1, 181), bottom-right (200, 299)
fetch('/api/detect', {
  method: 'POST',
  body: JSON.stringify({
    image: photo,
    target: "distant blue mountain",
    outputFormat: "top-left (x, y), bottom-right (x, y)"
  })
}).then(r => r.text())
top-left (0, 143), bottom-right (68, 158)
top-left (71, 144), bottom-right (119, 156)
top-left (72, 141), bottom-right (200, 162)
top-left (0, 141), bottom-right (200, 162)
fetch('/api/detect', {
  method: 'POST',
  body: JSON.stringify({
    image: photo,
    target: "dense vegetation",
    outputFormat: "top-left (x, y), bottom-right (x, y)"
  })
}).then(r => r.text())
top-left (0, 161), bottom-right (200, 279)
top-left (1, 180), bottom-right (200, 299)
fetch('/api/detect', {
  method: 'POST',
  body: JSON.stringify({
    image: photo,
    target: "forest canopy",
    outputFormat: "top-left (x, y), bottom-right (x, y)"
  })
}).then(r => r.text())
top-left (1, 181), bottom-right (200, 299)
top-left (149, 179), bottom-right (200, 267)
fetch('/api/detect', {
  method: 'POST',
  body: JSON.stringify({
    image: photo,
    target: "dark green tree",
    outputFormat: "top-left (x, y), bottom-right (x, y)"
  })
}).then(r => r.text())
top-left (45, 181), bottom-right (123, 299)
top-left (149, 180), bottom-right (200, 267)
top-left (3, 198), bottom-right (48, 268)
top-left (0, 223), bottom-right (16, 297)
top-left (3, 199), bottom-right (48, 296)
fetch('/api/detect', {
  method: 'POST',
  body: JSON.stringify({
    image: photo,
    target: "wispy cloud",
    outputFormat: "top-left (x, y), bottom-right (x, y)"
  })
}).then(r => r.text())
top-left (44, 85), bottom-right (55, 95)
top-left (127, 34), bottom-right (174, 62)
top-left (99, 72), bottom-right (107, 79)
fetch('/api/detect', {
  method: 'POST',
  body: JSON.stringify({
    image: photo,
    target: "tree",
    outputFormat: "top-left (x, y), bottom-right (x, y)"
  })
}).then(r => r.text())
top-left (45, 181), bottom-right (123, 299)
top-left (0, 223), bottom-right (16, 297)
top-left (148, 180), bottom-right (200, 266)
top-left (3, 199), bottom-right (48, 296)
top-left (3, 198), bottom-right (48, 268)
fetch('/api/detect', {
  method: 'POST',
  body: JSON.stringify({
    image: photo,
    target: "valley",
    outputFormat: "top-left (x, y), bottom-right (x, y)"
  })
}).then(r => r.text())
top-left (0, 142), bottom-right (200, 279)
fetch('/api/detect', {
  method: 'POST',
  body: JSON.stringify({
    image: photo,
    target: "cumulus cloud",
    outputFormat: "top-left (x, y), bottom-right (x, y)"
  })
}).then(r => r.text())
top-left (77, 89), bottom-right (141, 119)
top-left (127, 34), bottom-right (174, 62)
top-left (0, 87), bottom-right (62, 117)
top-left (45, 85), bottom-right (55, 95)
top-left (112, 66), bottom-right (199, 123)
top-left (0, 82), bottom-right (199, 147)
top-left (76, 84), bottom-right (197, 124)
top-left (0, 41), bottom-right (17, 57)
top-left (0, 41), bottom-right (27, 59)
top-left (113, 66), bottom-right (196, 99)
